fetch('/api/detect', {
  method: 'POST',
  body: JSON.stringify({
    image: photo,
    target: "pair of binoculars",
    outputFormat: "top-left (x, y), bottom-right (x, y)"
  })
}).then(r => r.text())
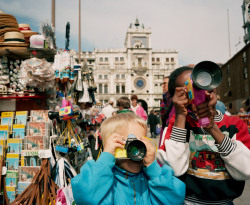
top-left (115, 134), bottom-right (147, 161)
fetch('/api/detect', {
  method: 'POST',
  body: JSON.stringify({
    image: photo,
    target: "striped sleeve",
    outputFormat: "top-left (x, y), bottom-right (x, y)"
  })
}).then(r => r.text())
top-left (170, 127), bottom-right (187, 143)
top-left (216, 135), bottom-right (237, 156)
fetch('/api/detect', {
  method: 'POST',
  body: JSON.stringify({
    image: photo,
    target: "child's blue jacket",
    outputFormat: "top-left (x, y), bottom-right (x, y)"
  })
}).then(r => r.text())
top-left (71, 152), bottom-right (185, 205)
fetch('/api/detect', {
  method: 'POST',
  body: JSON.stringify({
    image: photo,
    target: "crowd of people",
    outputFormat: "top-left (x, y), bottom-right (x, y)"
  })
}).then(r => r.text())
top-left (70, 65), bottom-right (250, 205)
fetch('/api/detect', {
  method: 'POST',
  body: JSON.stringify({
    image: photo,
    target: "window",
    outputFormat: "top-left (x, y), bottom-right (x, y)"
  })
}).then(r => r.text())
top-left (115, 57), bottom-right (119, 61)
top-left (154, 75), bottom-right (164, 80)
top-left (104, 75), bottom-right (108, 79)
top-left (244, 67), bottom-right (248, 79)
top-left (227, 65), bottom-right (230, 74)
top-left (152, 58), bottom-right (155, 62)
top-left (116, 84), bottom-right (120, 93)
top-left (99, 84), bottom-right (103, 94)
top-left (121, 74), bottom-right (125, 79)
top-left (121, 84), bottom-right (125, 93)
top-left (154, 84), bottom-right (158, 93)
top-left (158, 84), bottom-right (162, 93)
top-left (154, 99), bottom-right (160, 107)
top-left (98, 75), bottom-right (102, 79)
top-left (243, 52), bottom-right (247, 63)
top-left (171, 57), bottom-right (174, 62)
top-left (156, 58), bottom-right (160, 62)
top-left (105, 57), bottom-right (108, 62)
top-left (166, 58), bottom-right (169, 62)
top-left (99, 57), bottom-right (103, 62)
top-left (116, 74), bottom-right (119, 79)
top-left (228, 77), bottom-right (231, 87)
top-left (120, 57), bottom-right (124, 61)
top-left (104, 84), bottom-right (108, 94)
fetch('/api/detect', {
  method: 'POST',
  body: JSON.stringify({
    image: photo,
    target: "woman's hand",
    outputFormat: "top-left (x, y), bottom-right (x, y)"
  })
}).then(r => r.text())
top-left (193, 90), bottom-right (217, 129)
top-left (173, 87), bottom-right (189, 116)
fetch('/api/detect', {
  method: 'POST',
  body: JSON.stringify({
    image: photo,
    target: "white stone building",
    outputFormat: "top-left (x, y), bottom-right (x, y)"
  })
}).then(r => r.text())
top-left (73, 19), bottom-right (178, 112)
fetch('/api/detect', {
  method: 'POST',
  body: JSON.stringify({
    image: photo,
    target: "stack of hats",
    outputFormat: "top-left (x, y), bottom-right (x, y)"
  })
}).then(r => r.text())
top-left (19, 24), bottom-right (39, 43)
top-left (0, 11), bottom-right (29, 50)
top-left (0, 11), bottom-right (20, 42)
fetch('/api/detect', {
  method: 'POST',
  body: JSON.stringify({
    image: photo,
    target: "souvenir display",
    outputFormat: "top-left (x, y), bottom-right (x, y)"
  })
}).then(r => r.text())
top-left (19, 57), bottom-right (55, 92)
top-left (0, 11), bottom-right (102, 205)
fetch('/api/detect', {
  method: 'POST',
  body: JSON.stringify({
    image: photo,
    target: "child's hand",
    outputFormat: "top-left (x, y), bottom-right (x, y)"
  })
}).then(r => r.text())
top-left (173, 87), bottom-right (189, 116)
top-left (138, 137), bottom-right (155, 167)
top-left (192, 90), bottom-right (217, 129)
top-left (103, 133), bottom-right (126, 156)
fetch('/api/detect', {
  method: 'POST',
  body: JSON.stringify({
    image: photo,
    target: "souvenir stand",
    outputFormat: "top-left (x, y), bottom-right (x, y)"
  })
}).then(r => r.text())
top-left (0, 11), bottom-right (59, 204)
top-left (0, 11), bottom-right (104, 204)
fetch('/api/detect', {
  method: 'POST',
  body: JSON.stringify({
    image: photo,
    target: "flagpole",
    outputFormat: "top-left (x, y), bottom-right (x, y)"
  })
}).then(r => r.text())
top-left (79, 0), bottom-right (81, 64)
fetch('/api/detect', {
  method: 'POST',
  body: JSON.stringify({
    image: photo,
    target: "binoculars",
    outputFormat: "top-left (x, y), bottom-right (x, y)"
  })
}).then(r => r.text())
top-left (184, 61), bottom-right (222, 127)
top-left (115, 134), bottom-right (147, 161)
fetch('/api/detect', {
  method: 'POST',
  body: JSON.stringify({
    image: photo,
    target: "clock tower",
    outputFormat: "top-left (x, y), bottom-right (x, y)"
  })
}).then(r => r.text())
top-left (124, 18), bottom-right (152, 95)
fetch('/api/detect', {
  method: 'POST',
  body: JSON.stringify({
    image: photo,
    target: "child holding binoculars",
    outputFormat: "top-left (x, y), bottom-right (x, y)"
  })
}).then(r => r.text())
top-left (71, 112), bottom-right (185, 205)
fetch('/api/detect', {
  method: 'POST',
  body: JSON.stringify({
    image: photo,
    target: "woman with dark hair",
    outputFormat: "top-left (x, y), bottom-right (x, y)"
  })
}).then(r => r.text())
top-left (130, 95), bottom-right (147, 121)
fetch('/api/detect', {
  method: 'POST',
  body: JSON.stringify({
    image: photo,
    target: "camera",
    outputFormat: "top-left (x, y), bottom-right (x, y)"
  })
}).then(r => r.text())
top-left (115, 134), bottom-right (147, 161)
top-left (184, 61), bottom-right (222, 127)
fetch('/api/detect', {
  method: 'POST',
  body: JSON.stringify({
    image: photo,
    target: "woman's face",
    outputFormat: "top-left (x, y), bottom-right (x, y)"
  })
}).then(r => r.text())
top-left (131, 99), bottom-right (137, 107)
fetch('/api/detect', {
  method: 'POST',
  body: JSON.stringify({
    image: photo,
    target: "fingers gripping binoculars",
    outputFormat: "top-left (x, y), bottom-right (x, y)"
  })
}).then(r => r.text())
top-left (115, 134), bottom-right (147, 161)
top-left (184, 61), bottom-right (222, 127)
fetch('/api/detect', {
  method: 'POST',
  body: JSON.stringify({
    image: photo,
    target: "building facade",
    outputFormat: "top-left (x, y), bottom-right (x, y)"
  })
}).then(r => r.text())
top-left (217, 43), bottom-right (250, 114)
top-left (73, 19), bottom-right (178, 112)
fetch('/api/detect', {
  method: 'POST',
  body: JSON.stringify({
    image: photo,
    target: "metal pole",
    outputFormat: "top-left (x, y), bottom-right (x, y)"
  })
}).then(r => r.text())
top-left (51, 0), bottom-right (55, 29)
top-left (79, 0), bottom-right (81, 64)
top-left (227, 9), bottom-right (231, 58)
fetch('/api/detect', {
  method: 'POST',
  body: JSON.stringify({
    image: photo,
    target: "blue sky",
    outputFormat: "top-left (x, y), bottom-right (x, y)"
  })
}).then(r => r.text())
top-left (1, 0), bottom-right (245, 66)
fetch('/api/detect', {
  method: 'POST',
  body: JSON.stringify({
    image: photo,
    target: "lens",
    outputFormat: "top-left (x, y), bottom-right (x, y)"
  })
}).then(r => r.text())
top-left (131, 147), bottom-right (139, 156)
top-left (196, 71), bottom-right (212, 86)
top-left (126, 140), bottom-right (147, 161)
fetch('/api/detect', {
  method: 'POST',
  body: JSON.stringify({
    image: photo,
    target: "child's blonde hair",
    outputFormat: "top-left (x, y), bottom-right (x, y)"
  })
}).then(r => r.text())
top-left (100, 112), bottom-right (147, 141)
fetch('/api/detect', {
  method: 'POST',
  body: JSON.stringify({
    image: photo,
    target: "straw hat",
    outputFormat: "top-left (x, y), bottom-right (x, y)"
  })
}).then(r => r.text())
top-left (19, 24), bottom-right (39, 43)
top-left (0, 13), bottom-right (19, 42)
top-left (3, 31), bottom-right (25, 43)
top-left (0, 31), bottom-right (29, 49)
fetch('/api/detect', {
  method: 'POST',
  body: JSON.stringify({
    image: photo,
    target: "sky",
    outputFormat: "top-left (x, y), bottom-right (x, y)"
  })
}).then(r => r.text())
top-left (1, 0), bottom-right (246, 66)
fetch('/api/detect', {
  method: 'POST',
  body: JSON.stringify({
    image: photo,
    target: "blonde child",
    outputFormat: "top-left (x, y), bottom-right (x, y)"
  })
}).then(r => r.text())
top-left (71, 113), bottom-right (185, 204)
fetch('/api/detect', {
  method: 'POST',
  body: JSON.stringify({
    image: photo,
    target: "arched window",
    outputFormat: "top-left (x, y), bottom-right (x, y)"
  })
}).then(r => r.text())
top-left (99, 84), bottom-right (103, 94)
top-left (121, 84), bottom-right (125, 94)
top-left (116, 84), bottom-right (120, 94)
top-left (104, 84), bottom-right (108, 94)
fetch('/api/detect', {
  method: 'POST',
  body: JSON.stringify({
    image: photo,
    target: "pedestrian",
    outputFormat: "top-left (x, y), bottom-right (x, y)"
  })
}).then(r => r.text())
top-left (116, 96), bottom-right (134, 114)
top-left (130, 94), bottom-right (148, 120)
top-left (157, 66), bottom-right (250, 205)
top-left (71, 113), bottom-right (185, 205)
top-left (238, 107), bottom-right (247, 115)
top-left (225, 107), bottom-right (231, 116)
top-left (147, 110), bottom-right (159, 138)
top-left (159, 76), bottom-right (175, 146)
top-left (101, 99), bottom-right (116, 118)
top-left (216, 95), bottom-right (226, 114)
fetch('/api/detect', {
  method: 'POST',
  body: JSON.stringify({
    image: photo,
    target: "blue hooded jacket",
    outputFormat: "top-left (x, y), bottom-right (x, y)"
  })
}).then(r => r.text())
top-left (71, 152), bottom-right (185, 205)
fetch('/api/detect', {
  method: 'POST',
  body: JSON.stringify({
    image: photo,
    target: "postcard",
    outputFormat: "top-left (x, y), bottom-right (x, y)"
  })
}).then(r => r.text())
top-left (19, 166), bottom-right (40, 183)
